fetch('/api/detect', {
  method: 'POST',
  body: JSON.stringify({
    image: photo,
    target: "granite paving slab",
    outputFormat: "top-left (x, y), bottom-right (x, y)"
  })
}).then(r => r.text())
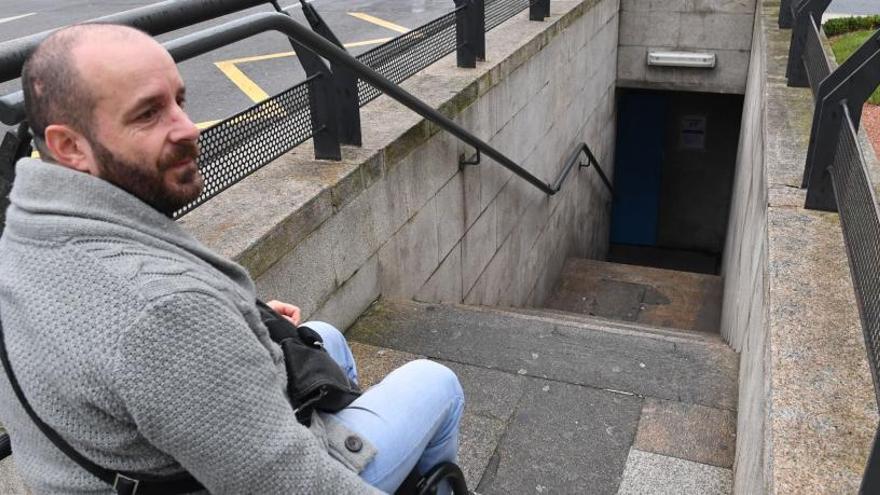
top-left (633, 398), bottom-right (736, 469)
top-left (348, 341), bottom-right (526, 487)
top-left (350, 342), bottom-right (423, 389)
top-left (476, 378), bottom-right (642, 495)
top-left (458, 413), bottom-right (507, 488)
top-left (616, 449), bottom-right (732, 495)
top-left (348, 300), bottom-right (739, 410)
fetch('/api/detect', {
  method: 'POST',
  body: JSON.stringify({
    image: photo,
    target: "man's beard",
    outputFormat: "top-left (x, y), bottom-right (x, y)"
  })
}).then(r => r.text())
top-left (89, 137), bottom-right (204, 217)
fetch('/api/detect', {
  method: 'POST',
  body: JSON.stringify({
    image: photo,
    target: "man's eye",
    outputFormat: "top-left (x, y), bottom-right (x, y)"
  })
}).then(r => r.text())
top-left (177, 97), bottom-right (187, 108)
top-left (138, 107), bottom-right (158, 121)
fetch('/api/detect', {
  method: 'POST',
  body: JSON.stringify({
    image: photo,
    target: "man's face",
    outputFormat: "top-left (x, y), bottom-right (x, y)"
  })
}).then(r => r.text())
top-left (75, 34), bottom-right (203, 216)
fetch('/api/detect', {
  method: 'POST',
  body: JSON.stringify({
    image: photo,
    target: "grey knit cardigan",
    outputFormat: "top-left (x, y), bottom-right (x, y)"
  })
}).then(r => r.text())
top-left (0, 159), bottom-right (381, 494)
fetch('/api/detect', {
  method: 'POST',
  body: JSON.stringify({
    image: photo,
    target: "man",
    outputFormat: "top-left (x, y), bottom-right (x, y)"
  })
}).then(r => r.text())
top-left (0, 23), bottom-right (464, 494)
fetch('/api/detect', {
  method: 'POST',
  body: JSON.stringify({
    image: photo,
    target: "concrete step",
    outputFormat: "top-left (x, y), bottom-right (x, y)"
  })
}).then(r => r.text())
top-left (347, 300), bottom-right (738, 494)
top-left (545, 258), bottom-right (723, 335)
top-left (487, 305), bottom-right (725, 346)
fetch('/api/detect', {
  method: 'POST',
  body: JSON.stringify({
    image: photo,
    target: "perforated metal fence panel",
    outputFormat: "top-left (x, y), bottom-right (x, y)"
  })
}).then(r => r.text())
top-left (356, 11), bottom-right (458, 106)
top-left (176, 79), bottom-right (313, 217)
top-left (486, 0), bottom-right (530, 30)
top-left (356, 0), bottom-right (532, 105)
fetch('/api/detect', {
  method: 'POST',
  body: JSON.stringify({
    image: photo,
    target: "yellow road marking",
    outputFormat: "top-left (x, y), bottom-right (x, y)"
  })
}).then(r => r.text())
top-left (347, 13), bottom-right (409, 34)
top-left (343, 38), bottom-right (396, 49)
top-left (218, 50), bottom-right (296, 65)
top-left (213, 37), bottom-right (392, 104)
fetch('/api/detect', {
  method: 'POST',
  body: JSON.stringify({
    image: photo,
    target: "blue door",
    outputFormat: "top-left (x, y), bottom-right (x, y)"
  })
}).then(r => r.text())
top-left (609, 91), bottom-right (668, 246)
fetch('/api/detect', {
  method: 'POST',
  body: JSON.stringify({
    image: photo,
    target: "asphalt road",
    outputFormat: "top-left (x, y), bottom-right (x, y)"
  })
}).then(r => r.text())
top-left (0, 0), bottom-right (453, 129)
top-left (0, 0), bottom-right (877, 133)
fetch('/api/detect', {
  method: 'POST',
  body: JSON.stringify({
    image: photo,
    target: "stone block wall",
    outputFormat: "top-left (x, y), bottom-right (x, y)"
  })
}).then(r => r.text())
top-left (181, 0), bottom-right (619, 332)
top-left (617, 0), bottom-right (756, 94)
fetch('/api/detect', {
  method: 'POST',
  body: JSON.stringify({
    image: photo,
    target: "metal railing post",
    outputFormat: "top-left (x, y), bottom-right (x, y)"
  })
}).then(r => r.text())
top-left (779, 0), bottom-right (797, 28)
top-left (786, 0), bottom-right (832, 87)
top-left (266, 2), bottom-right (342, 160)
top-left (530, 0), bottom-right (550, 21)
top-left (293, 0), bottom-right (363, 146)
top-left (803, 30), bottom-right (880, 210)
top-left (862, 428), bottom-right (880, 494)
top-left (454, 0), bottom-right (485, 68)
top-left (473, 0), bottom-right (486, 61)
top-left (294, 46), bottom-right (342, 161)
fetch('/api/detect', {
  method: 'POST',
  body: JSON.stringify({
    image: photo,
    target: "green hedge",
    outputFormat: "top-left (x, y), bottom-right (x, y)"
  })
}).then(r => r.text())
top-left (824, 15), bottom-right (880, 37)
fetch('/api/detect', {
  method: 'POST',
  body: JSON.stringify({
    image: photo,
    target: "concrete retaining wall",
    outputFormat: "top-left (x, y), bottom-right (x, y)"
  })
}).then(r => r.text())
top-left (617, 0), bottom-right (756, 94)
top-left (720, 5), bottom-right (768, 492)
top-left (181, 0), bottom-right (619, 332)
top-left (721, 1), bottom-right (878, 492)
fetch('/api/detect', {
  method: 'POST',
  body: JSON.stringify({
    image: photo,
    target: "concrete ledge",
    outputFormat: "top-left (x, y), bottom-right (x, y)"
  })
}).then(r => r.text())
top-left (724, 0), bottom-right (879, 492)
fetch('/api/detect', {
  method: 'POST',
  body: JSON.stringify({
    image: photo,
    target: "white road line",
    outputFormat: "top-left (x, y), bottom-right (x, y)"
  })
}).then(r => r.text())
top-left (0, 13), bottom-right (35, 25)
top-left (281, 0), bottom-right (315, 12)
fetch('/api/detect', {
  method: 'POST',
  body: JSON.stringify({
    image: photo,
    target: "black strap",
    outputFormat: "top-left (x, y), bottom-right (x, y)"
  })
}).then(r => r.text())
top-left (0, 318), bottom-right (204, 495)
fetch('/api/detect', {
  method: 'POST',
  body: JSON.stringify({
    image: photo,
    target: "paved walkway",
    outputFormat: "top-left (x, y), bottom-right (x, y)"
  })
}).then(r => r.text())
top-left (348, 294), bottom-right (738, 494)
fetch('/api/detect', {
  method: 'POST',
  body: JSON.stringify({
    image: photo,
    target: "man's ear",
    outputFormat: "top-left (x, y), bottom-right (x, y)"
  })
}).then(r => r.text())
top-left (43, 124), bottom-right (96, 174)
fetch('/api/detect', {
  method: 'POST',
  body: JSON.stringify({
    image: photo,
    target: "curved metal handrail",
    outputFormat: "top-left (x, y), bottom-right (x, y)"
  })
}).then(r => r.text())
top-left (557, 142), bottom-right (613, 195)
top-left (0, 0), bottom-right (276, 84)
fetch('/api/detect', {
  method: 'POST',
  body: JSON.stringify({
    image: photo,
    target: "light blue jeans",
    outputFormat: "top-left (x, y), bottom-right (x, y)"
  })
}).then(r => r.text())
top-left (305, 321), bottom-right (465, 494)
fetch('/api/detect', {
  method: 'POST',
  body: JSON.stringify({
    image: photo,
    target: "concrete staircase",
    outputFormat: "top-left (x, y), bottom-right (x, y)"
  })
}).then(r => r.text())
top-left (347, 258), bottom-right (737, 494)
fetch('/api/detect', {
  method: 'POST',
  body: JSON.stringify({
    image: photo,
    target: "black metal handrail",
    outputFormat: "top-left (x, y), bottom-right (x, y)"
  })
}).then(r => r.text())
top-left (557, 143), bottom-right (613, 194)
top-left (802, 29), bottom-right (880, 209)
top-left (0, 0), bottom-right (278, 84)
top-left (782, 4), bottom-right (880, 493)
top-left (784, 0), bottom-right (832, 87)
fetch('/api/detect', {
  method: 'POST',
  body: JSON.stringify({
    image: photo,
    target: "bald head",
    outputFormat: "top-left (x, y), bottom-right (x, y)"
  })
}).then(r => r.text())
top-left (22, 24), bottom-right (156, 154)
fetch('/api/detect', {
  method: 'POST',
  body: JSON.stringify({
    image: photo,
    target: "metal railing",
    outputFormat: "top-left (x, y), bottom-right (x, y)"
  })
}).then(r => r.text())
top-left (782, 1), bottom-right (880, 492)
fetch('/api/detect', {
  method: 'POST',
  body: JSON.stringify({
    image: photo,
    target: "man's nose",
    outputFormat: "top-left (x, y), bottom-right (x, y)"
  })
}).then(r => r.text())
top-left (170, 105), bottom-right (200, 143)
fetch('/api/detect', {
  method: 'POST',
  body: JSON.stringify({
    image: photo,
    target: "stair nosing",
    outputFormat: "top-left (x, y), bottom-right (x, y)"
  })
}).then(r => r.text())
top-left (450, 302), bottom-right (732, 349)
